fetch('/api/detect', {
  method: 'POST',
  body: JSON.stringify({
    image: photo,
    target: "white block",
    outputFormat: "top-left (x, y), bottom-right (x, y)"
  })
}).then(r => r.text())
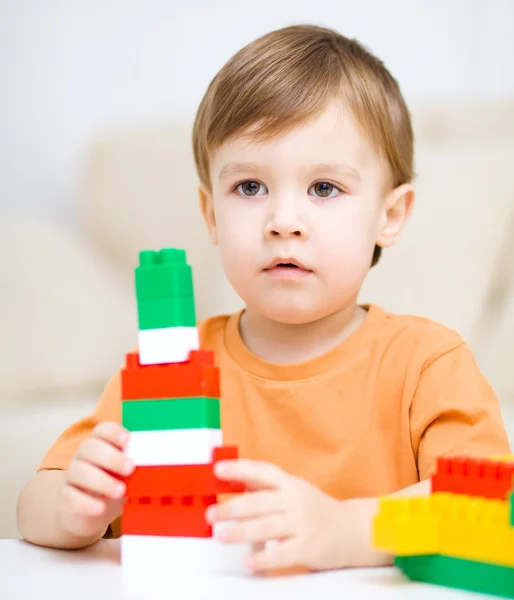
top-left (125, 428), bottom-right (223, 466)
top-left (121, 527), bottom-right (249, 578)
top-left (138, 326), bottom-right (199, 365)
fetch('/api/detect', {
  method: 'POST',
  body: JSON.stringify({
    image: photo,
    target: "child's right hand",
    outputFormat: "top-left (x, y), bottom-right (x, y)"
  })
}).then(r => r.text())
top-left (56, 421), bottom-right (135, 540)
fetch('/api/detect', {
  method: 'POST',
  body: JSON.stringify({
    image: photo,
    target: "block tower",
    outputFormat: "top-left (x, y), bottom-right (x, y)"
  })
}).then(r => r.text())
top-left (120, 248), bottom-right (247, 577)
top-left (374, 455), bottom-right (514, 598)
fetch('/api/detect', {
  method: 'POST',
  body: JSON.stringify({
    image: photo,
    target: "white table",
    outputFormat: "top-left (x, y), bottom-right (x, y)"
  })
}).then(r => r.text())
top-left (0, 539), bottom-right (476, 599)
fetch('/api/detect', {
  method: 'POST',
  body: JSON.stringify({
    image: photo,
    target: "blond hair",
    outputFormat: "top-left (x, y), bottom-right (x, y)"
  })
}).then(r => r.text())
top-left (192, 24), bottom-right (414, 266)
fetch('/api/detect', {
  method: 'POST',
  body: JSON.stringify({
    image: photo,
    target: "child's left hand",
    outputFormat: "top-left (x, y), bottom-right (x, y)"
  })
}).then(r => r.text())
top-left (205, 459), bottom-right (362, 573)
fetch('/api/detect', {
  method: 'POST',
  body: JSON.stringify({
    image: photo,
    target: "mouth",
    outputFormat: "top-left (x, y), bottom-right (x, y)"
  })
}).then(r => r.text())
top-left (263, 258), bottom-right (313, 278)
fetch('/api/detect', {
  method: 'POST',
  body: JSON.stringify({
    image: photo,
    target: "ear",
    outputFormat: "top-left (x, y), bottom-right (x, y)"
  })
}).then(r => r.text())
top-left (376, 183), bottom-right (415, 248)
top-left (198, 184), bottom-right (218, 245)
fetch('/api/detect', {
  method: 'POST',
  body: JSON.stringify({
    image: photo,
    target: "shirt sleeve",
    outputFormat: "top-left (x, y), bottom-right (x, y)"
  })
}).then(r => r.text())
top-left (38, 370), bottom-right (122, 471)
top-left (409, 341), bottom-right (511, 480)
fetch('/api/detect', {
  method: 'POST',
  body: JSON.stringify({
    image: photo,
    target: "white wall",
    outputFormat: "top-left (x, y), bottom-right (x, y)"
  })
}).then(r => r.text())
top-left (1, 0), bottom-right (513, 220)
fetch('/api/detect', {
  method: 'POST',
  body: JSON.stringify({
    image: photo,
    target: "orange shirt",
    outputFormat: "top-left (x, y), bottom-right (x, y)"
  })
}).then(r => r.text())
top-left (40, 304), bottom-right (510, 533)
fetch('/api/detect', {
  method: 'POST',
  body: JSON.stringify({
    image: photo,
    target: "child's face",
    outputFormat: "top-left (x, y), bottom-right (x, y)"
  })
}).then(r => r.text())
top-left (199, 99), bottom-right (413, 324)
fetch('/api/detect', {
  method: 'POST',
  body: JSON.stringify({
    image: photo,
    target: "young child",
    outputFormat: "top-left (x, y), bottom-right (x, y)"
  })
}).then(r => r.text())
top-left (17, 24), bottom-right (510, 573)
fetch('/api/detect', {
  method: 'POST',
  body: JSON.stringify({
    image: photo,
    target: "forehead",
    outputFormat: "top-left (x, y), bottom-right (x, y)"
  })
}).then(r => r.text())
top-left (210, 100), bottom-right (385, 180)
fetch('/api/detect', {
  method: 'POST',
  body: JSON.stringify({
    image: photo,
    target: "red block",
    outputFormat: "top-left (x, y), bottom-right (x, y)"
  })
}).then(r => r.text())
top-left (121, 350), bottom-right (220, 400)
top-left (432, 456), bottom-right (514, 500)
top-left (122, 495), bottom-right (216, 537)
top-left (125, 446), bottom-right (244, 498)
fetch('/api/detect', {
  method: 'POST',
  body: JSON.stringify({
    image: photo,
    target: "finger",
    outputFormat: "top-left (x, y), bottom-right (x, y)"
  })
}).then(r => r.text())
top-left (214, 460), bottom-right (286, 490)
top-left (216, 514), bottom-right (293, 544)
top-left (67, 458), bottom-right (126, 500)
top-left (92, 421), bottom-right (130, 450)
top-left (206, 491), bottom-right (283, 523)
top-left (247, 539), bottom-right (298, 573)
top-left (60, 482), bottom-right (106, 517)
top-left (76, 437), bottom-right (134, 477)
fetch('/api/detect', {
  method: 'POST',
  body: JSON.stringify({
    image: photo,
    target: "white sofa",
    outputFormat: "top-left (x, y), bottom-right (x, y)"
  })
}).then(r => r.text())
top-left (1, 101), bottom-right (513, 538)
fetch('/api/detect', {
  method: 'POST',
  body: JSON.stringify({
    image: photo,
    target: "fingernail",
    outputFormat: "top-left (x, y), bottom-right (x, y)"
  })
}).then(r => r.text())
top-left (113, 483), bottom-right (125, 498)
top-left (215, 462), bottom-right (226, 476)
top-left (216, 526), bottom-right (230, 541)
top-left (205, 506), bottom-right (215, 523)
top-left (118, 431), bottom-right (129, 446)
top-left (123, 459), bottom-right (135, 475)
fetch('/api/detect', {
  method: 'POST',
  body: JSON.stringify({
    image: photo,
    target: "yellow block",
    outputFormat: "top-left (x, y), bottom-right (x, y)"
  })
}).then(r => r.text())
top-left (374, 493), bottom-right (514, 567)
top-left (489, 454), bottom-right (514, 464)
top-left (373, 496), bottom-right (441, 555)
top-left (439, 495), bottom-right (514, 567)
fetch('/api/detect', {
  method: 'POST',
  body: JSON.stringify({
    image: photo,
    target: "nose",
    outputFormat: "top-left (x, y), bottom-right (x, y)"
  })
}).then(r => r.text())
top-left (264, 195), bottom-right (308, 239)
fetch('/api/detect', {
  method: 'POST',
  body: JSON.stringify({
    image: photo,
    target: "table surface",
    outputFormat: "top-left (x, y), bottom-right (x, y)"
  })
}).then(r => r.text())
top-left (0, 538), bottom-right (478, 599)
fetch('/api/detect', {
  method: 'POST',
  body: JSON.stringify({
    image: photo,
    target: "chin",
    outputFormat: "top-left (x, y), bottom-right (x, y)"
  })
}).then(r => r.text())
top-left (257, 299), bottom-right (330, 325)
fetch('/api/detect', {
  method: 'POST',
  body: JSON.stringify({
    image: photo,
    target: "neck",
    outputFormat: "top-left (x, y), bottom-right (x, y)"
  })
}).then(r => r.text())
top-left (238, 303), bottom-right (367, 364)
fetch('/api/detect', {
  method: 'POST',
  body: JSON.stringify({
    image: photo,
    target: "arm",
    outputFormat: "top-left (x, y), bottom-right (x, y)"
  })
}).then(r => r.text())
top-left (342, 479), bottom-right (431, 568)
top-left (17, 470), bottom-right (109, 549)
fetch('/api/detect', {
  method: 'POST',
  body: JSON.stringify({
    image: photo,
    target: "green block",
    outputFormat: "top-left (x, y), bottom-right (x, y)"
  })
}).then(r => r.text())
top-left (137, 296), bottom-right (196, 329)
top-left (395, 554), bottom-right (514, 598)
top-left (135, 248), bottom-right (194, 299)
top-left (122, 397), bottom-right (220, 431)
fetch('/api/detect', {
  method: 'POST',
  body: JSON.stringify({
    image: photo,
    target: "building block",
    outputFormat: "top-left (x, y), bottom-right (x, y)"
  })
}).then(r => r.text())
top-left (121, 528), bottom-right (249, 579)
top-left (125, 447), bottom-right (245, 497)
top-left (373, 496), bottom-right (440, 556)
top-left (122, 495), bottom-right (216, 537)
top-left (135, 248), bottom-right (194, 299)
top-left (121, 350), bottom-right (220, 400)
top-left (490, 455), bottom-right (514, 463)
top-left (432, 456), bottom-right (514, 501)
top-left (374, 492), bottom-right (514, 568)
top-left (374, 451), bottom-right (514, 596)
top-left (137, 296), bottom-right (195, 330)
top-left (395, 554), bottom-right (514, 598)
top-left (125, 428), bottom-right (223, 466)
top-left (438, 495), bottom-right (514, 567)
top-left (121, 247), bottom-right (246, 576)
top-left (122, 397), bottom-right (220, 432)
top-left (138, 326), bottom-right (200, 365)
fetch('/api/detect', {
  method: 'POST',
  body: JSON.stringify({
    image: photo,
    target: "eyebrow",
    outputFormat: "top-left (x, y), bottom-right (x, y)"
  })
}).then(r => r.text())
top-left (218, 162), bottom-right (361, 182)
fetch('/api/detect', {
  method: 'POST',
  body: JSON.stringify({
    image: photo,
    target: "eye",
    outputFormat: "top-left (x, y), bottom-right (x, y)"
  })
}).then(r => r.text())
top-left (235, 180), bottom-right (266, 197)
top-left (309, 181), bottom-right (343, 199)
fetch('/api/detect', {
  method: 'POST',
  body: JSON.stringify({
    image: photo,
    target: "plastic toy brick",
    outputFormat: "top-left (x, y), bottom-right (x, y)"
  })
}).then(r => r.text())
top-left (135, 248), bottom-right (194, 300)
top-left (138, 326), bottom-right (200, 365)
top-left (212, 446), bottom-right (239, 462)
top-left (125, 446), bottom-right (245, 497)
top-left (122, 495), bottom-right (216, 537)
top-left (373, 496), bottom-right (440, 556)
top-left (122, 397), bottom-right (221, 432)
top-left (438, 495), bottom-right (514, 567)
top-left (125, 428), bottom-right (223, 467)
top-left (121, 533), bottom-right (249, 578)
top-left (374, 492), bottom-right (514, 567)
top-left (490, 455), bottom-right (514, 463)
top-left (395, 554), bottom-right (514, 599)
top-left (432, 456), bottom-right (514, 501)
top-left (137, 296), bottom-right (196, 330)
top-left (121, 350), bottom-right (219, 400)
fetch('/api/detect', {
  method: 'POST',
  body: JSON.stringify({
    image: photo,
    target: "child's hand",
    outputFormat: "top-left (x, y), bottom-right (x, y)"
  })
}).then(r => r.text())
top-left (205, 459), bottom-right (362, 573)
top-left (56, 422), bottom-right (135, 540)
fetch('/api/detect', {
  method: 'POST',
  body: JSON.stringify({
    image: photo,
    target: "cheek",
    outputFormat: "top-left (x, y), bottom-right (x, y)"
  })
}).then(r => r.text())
top-left (316, 202), bottom-right (378, 274)
top-left (215, 205), bottom-right (257, 274)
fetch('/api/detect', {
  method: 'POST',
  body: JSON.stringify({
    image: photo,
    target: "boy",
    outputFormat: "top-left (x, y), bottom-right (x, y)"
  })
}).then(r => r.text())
top-left (17, 24), bottom-right (510, 573)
